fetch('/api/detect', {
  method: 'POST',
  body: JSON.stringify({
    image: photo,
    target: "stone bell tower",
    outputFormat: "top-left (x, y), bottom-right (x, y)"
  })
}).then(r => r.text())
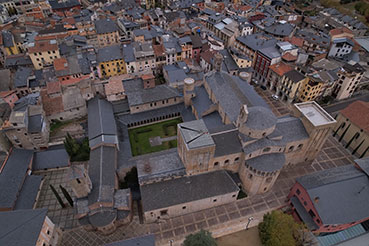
top-left (68, 165), bottom-right (92, 198)
top-left (213, 52), bottom-right (223, 72)
top-left (183, 77), bottom-right (195, 107)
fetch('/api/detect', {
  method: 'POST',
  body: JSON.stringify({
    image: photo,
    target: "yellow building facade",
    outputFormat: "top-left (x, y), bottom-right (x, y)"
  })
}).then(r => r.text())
top-left (28, 40), bottom-right (60, 70)
top-left (298, 77), bottom-right (323, 102)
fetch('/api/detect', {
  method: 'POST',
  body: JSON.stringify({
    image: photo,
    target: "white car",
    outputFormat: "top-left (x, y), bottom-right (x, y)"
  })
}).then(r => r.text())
top-left (272, 94), bottom-right (279, 100)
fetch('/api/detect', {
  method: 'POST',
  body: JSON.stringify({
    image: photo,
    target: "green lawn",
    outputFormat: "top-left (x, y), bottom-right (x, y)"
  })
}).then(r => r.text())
top-left (128, 118), bottom-right (182, 156)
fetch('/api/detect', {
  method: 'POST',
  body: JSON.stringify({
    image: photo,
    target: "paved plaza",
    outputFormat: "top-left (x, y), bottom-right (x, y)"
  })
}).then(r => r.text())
top-left (58, 135), bottom-right (355, 246)
top-left (254, 87), bottom-right (291, 117)
top-left (35, 168), bottom-right (79, 229)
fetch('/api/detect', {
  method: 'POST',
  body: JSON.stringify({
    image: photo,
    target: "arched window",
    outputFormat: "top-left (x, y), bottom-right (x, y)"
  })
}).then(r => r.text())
top-left (234, 157), bottom-right (240, 162)
top-left (248, 174), bottom-right (253, 179)
top-left (214, 162), bottom-right (219, 166)
top-left (297, 144), bottom-right (303, 150)
top-left (288, 146), bottom-right (294, 152)
top-left (224, 159), bottom-right (230, 165)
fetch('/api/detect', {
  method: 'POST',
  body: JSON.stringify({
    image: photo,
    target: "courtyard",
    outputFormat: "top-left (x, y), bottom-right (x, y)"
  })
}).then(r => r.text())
top-left (34, 168), bottom-right (79, 229)
top-left (128, 118), bottom-right (182, 156)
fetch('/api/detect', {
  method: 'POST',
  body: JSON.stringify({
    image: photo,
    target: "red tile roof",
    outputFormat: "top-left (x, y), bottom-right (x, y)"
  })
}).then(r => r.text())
top-left (53, 57), bottom-right (68, 71)
top-left (153, 44), bottom-right (165, 57)
top-left (340, 100), bottom-right (369, 133)
top-left (269, 62), bottom-right (293, 77)
top-left (46, 81), bottom-right (61, 94)
top-left (28, 40), bottom-right (58, 53)
top-left (282, 52), bottom-right (297, 62)
top-left (0, 90), bottom-right (15, 98)
top-left (40, 89), bottom-right (64, 116)
top-left (329, 27), bottom-right (353, 37)
top-left (284, 36), bottom-right (304, 48)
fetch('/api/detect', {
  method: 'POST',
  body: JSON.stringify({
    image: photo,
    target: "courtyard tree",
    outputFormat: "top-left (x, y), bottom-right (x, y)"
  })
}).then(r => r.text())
top-left (64, 133), bottom-right (90, 162)
top-left (258, 210), bottom-right (308, 246)
top-left (183, 230), bottom-right (217, 246)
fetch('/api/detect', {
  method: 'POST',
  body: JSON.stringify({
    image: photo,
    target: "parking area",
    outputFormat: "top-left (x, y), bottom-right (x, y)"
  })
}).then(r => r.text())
top-left (254, 87), bottom-right (291, 117)
top-left (34, 168), bottom-right (79, 229)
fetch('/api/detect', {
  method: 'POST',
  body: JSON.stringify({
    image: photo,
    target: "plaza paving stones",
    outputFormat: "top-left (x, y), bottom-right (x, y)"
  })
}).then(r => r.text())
top-left (59, 135), bottom-right (355, 246)
top-left (35, 168), bottom-right (79, 230)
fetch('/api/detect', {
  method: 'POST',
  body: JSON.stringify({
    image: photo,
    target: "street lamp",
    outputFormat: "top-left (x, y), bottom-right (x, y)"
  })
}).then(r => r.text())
top-left (169, 239), bottom-right (174, 246)
top-left (246, 216), bottom-right (254, 230)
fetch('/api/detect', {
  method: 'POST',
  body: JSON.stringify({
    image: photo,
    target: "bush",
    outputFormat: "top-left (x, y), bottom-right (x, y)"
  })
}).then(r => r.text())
top-left (258, 211), bottom-right (304, 246)
top-left (183, 230), bottom-right (217, 246)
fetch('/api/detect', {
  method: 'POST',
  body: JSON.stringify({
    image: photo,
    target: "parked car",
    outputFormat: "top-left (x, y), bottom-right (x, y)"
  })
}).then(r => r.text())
top-left (272, 94), bottom-right (279, 100)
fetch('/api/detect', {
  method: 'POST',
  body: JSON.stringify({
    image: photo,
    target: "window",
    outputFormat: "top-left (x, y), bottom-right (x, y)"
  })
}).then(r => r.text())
top-left (224, 160), bottom-right (230, 165)
top-left (76, 178), bottom-right (81, 184)
top-left (297, 144), bottom-right (303, 150)
top-left (288, 146), bottom-right (294, 152)
top-left (213, 199), bottom-right (217, 202)
top-left (308, 209), bottom-right (316, 218)
top-left (160, 210), bottom-right (168, 216)
top-left (234, 157), bottom-right (239, 162)
top-left (182, 206), bottom-right (186, 209)
top-left (303, 201), bottom-right (307, 206)
top-left (296, 189), bottom-right (301, 195)
top-left (248, 174), bottom-right (253, 179)
top-left (214, 162), bottom-right (219, 166)
top-left (263, 147), bottom-right (271, 153)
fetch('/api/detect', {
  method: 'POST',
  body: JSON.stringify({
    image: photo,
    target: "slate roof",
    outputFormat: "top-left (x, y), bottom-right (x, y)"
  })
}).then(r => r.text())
top-left (96, 45), bottom-right (124, 63)
top-left (246, 153), bottom-right (285, 172)
top-left (178, 119), bottom-right (215, 149)
top-left (236, 34), bottom-right (277, 52)
top-left (134, 148), bottom-right (186, 184)
top-left (205, 71), bottom-right (269, 122)
top-left (88, 97), bottom-right (117, 141)
top-left (14, 67), bottom-right (32, 88)
top-left (27, 114), bottom-right (43, 133)
top-left (265, 22), bottom-right (294, 37)
top-left (0, 69), bottom-right (11, 91)
top-left (192, 85), bottom-right (214, 117)
top-left (340, 101), bottom-right (369, 132)
top-left (33, 145), bottom-right (69, 171)
top-left (0, 149), bottom-right (33, 209)
top-left (104, 234), bottom-right (155, 246)
top-left (284, 70), bottom-right (306, 83)
top-left (355, 158), bottom-right (369, 177)
top-left (95, 19), bottom-right (118, 34)
top-left (123, 79), bottom-right (180, 106)
top-left (2, 31), bottom-right (14, 47)
top-left (297, 164), bottom-right (369, 225)
top-left (211, 129), bottom-right (243, 157)
top-left (141, 170), bottom-right (239, 212)
top-left (49, 0), bottom-right (80, 9)
top-left (244, 106), bottom-right (277, 131)
top-left (14, 175), bottom-right (42, 210)
top-left (88, 146), bottom-right (116, 206)
top-left (0, 208), bottom-right (48, 246)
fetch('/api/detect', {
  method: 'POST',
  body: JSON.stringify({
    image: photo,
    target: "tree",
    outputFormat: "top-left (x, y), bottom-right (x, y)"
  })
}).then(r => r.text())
top-left (183, 230), bottom-right (217, 246)
top-left (258, 210), bottom-right (305, 246)
top-left (63, 134), bottom-right (90, 162)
